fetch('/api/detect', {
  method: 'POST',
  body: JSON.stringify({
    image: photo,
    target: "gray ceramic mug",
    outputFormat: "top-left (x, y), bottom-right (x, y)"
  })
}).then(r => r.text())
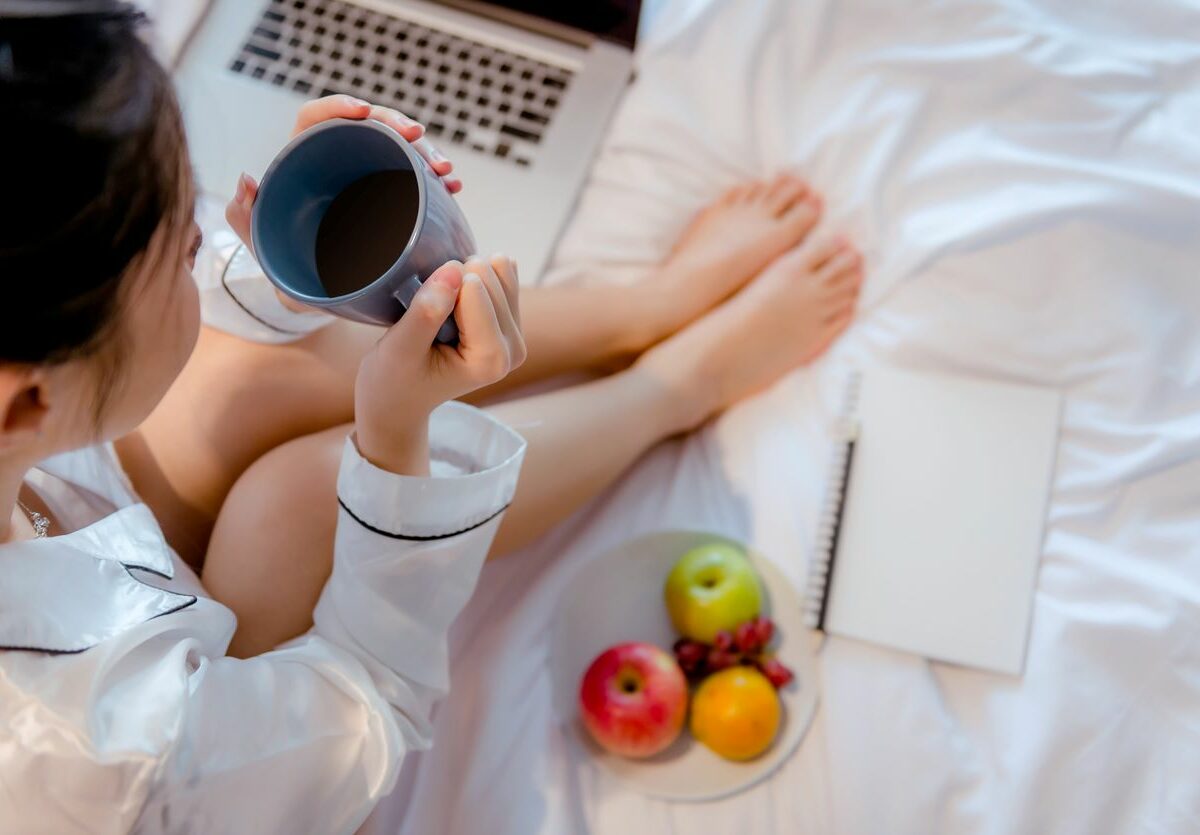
top-left (251, 118), bottom-right (475, 344)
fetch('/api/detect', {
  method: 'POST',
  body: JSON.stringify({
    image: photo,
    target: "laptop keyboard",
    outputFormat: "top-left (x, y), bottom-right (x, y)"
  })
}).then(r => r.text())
top-left (229, 0), bottom-right (576, 168)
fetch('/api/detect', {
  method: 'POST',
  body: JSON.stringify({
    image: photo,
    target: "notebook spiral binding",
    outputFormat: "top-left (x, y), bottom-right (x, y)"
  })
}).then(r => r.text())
top-left (804, 371), bottom-right (863, 631)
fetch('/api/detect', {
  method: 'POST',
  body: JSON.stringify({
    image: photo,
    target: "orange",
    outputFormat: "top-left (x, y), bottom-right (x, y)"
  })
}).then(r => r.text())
top-left (689, 667), bottom-right (781, 761)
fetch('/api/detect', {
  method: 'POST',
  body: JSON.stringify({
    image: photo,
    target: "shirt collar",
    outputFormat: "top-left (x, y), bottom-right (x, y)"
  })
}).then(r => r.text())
top-left (0, 504), bottom-right (195, 654)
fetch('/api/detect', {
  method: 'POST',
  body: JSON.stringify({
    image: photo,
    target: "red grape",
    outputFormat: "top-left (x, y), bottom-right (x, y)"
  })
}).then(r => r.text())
top-left (753, 616), bottom-right (775, 648)
top-left (707, 648), bottom-right (738, 672)
top-left (758, 657), bottom-right (794, 689)
top-left (673, 639), bottom-right (708, 668)
top-left (713, 630), bottom-right (735, 652)
top-left (734, 621), bottom-right (762, 654)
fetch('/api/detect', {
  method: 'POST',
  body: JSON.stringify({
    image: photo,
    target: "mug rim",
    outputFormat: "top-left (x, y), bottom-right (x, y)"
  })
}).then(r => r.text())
top-left (250, 117), bottom-right (430, 307)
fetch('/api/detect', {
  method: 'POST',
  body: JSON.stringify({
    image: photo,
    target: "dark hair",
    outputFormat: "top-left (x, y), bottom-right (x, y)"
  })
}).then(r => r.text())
top-left (0, 0), bottom-right (192, 366)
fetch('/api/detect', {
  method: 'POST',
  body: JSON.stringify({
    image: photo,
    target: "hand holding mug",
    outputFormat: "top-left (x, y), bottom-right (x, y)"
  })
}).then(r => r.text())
top-left (354, 255), bottom-right (526, 475)
top-left (223, 95), bottom-right (461, 251)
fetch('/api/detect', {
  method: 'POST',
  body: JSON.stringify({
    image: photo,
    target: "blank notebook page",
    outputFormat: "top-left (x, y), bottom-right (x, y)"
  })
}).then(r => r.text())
top-left (823, 369), bottom-right (1061, 675)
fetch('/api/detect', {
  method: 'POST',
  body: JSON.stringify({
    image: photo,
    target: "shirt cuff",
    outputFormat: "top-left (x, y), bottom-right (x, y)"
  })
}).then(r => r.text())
top-left (336, 402), bottom-right (527, 540)
top-left (194, 196), bottom-right (335, 344)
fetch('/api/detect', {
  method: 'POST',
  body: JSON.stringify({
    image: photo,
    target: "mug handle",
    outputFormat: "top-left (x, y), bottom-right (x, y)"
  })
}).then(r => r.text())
top-left (393, 275), bottom-right (459, 345)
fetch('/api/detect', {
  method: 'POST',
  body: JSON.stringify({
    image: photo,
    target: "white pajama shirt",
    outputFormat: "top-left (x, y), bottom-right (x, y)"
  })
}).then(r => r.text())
top-left (0, 200), bottom-right (525, 834)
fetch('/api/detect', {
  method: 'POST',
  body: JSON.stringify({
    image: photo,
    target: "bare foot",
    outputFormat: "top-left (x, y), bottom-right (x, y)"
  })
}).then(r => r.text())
top-left (636, 235), bottom-right (864, 432)
top-left (643, 173), bottom-right (823, 336)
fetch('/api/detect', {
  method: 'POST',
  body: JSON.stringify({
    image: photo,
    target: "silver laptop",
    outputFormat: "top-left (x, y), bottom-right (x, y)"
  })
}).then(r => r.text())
top-left (175, 0), bottom-right (643, 282)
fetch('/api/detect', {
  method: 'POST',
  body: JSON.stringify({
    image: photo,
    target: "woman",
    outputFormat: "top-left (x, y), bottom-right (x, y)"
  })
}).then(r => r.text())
top-left (0, 2), bottom-right (861, 832)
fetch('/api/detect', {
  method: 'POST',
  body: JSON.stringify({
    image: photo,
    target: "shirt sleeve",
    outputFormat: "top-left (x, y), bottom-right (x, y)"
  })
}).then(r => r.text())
top-left (193, 194), bottom-right (336, 344)
top-left (0, 403), bottom-right (525, 835)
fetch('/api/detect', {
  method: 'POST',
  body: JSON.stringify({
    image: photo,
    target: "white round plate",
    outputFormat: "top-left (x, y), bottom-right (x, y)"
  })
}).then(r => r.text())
top-left (549, 530), bottom-right (819, 802)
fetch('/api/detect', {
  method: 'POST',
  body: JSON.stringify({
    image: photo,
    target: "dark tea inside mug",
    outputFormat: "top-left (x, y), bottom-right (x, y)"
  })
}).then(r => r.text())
top-left (314, 169), bottom-right (419, 297)
top-left (251, 118), bottom-right (476, 343)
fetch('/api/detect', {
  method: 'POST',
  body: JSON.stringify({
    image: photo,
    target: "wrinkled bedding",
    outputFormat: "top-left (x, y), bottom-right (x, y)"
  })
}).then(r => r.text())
top-left (370, 1), bottom-right (1200, 832)
top-left (156, 0), bottom-right (1200, 831)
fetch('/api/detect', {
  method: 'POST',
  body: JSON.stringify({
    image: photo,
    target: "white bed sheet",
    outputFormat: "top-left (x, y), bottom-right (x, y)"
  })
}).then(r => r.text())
top-left (363, 0), bottom-right (1200, 832)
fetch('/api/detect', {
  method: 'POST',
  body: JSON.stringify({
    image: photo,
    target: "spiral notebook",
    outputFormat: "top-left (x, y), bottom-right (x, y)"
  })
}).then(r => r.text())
top-left (805, 368), bottom-right (1062, 675)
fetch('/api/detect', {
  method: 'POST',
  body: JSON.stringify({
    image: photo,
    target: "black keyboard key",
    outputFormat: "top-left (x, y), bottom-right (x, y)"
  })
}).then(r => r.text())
top-left (520, 109), bottom-right (549, 126)
top-left (500, 123), bottom-right (539, 142)
top-left (231, 59), bottom-right (246, 73)
top-left (293, 79), bottom-right (312, 94)
top-left (254, 26), bottom-right (281, 41)
top-left (245, 43), bottom-right (281, 61)
top-left (495, 142), bottom-right (510, 159)
top-left (544, 76), bottom-right (567, 90)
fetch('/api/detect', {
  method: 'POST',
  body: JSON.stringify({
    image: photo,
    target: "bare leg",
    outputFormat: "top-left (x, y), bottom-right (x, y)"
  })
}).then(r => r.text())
top-left (205, 235), bottom-right (864, 657)
top-left (127, 177), bottom-right (821, 567)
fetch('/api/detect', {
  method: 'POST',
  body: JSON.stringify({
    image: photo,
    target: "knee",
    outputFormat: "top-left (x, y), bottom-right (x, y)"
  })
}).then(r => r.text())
top-left (202, 425), bottom-right (349, 656)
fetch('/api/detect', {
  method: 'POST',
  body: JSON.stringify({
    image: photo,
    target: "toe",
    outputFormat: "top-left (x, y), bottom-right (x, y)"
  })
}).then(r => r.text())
top-left (742, 179), bottom-right (773, 203)
top-left (780, 193), bottom-right (822, 239)
top-left (816, 246), bottom-right (862, 285)
top-left (721, 183), bottom-right (748, 204)
top-left (825, 276), bottom-right (862, 314)
top-left (765, 174), bottom-right (809, 214)
top-left (798, 234), bottom-right (849, 271)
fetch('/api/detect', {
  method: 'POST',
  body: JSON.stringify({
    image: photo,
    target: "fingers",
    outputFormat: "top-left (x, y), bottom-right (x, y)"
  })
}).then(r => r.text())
top-left (291, 96), bottom-right (463, 191)
top-left (453, 271), bottom-right (511, 382)
top-left (224, 173), bottom-right (259, 254)
top-left (464, 256), bottom-right (525, 367)
top-left (384, 261), bottom-right (464, 355)
top-left (412, 136), bottom-right (452, 177)
top-left (488, 254), bottom-right (521, 328)
top-left (367, 104), bottom-right (425, 143)
top-left (293, 94), bottom-right (372, 134)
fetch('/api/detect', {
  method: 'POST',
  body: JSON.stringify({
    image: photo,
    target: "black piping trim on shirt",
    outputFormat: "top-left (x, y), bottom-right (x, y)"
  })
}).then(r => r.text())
top-left (337, 498), bottom-right (510, 541)
top-left (219, 243), bottom-right (308, 336)
top-left (0, 593), bottom-right (198, 655)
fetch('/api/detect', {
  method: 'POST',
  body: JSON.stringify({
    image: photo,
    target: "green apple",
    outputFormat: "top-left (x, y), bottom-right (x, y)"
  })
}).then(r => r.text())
top-left (664, 543), bottom-right (763, 643)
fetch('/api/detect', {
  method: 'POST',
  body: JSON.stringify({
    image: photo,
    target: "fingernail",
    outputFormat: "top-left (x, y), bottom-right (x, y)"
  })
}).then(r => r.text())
top-left (234, 174), bottom-right (247, 204)
top-left (463, 271), bottom-right (482, 286)
top-left (347, 96), bottom-right (370, 108)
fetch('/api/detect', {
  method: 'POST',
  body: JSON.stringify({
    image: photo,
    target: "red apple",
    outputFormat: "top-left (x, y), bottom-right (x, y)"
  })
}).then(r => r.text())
top-left (578, 642), bottom-right (687, 758)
